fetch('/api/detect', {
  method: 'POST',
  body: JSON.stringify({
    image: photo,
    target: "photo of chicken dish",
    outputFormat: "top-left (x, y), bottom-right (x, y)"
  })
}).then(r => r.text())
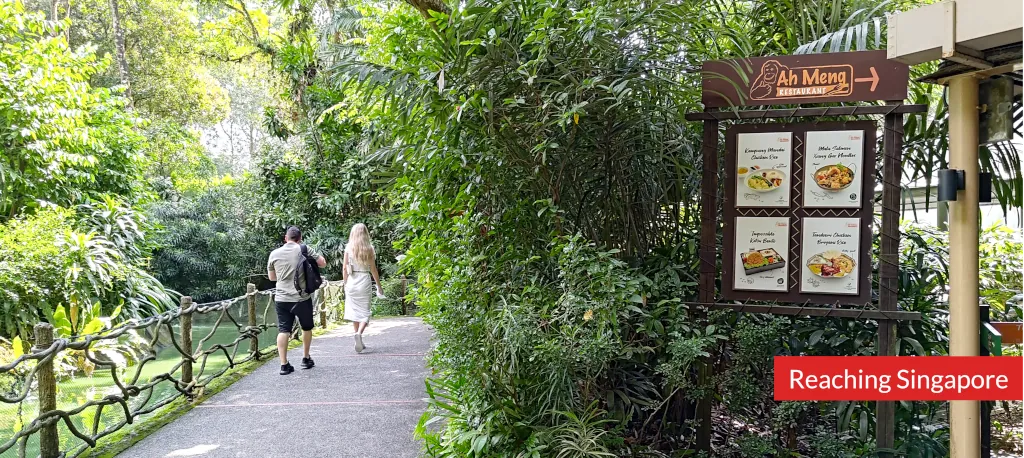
top-left (806, 251), bottom-right (856, 278)
top-left (744, 169), bottom-right (785, 192)
top-left (814, 164), bottom-right (854, 191)
top-left (741, 248), bottom-right (786, 274)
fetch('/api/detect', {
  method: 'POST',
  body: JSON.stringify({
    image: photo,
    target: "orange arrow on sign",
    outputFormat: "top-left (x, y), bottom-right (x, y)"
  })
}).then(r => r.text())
top-left (854, 66), bottom-right (879, 91)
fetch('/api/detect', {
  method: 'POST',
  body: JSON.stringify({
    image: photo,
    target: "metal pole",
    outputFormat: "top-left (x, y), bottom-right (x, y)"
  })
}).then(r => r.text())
top-left (34, 323), bottom-right (59, 458)
top-left (937, 201), bottom-right (949, 231)
top-left (948, 74), bottom-right (981, 458)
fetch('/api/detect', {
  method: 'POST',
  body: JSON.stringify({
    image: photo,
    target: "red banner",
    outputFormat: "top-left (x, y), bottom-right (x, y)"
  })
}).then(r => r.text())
top-left (774, 356), bottom-right (1024, 401)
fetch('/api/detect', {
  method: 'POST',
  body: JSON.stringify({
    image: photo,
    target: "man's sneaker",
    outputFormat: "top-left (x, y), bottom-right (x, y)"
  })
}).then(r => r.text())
top-left (280, 363), bottom-right (294, 375)
top-left (301, 357), bottom-right (315, 369)
top-left (355, 334), bottom-right (365, 353)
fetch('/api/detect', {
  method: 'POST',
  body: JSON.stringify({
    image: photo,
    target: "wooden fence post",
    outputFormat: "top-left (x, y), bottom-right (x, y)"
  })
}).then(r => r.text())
top-left (400, 276), bottom-right (407, 316)
top-left (318, 288), bottom-right (327, 328)
top-left (247, 284), bottom-right (258, 356)
top-left (34, 323), bottom-right (59, 458)
top-left (180, 296), bottom-right (193, 390)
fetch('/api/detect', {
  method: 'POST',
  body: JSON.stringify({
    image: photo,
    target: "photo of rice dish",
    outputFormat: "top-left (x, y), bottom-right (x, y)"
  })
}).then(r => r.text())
top-left (806, 250), bottom-right (856, 278)
top-left (741, 248), bottom-right (785, 274)
top-left (744, 169), bottom-right (785, 192)
top-left (814, 164), bottom-right (854, 191)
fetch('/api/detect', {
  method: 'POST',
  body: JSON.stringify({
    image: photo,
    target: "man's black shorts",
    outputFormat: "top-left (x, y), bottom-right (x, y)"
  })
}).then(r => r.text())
top-left (276, 299), bottom-right (314, 333)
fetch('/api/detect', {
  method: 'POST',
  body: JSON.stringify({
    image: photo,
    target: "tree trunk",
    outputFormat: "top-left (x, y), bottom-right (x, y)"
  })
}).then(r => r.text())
top-left (405, 0), bottom-right (449, 19)
top-left (109, 0), bottom-right (132, 104)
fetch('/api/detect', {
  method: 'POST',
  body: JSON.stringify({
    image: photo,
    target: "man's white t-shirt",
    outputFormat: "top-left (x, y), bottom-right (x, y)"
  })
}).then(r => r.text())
top-left (267, 242), bottom-right (309, 303)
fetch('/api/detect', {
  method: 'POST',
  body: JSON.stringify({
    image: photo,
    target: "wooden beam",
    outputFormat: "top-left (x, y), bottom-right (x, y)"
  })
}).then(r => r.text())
top-left (684, 104), bottom-right (928, 121)
top-left (683, 302), bottom-right (922, 321)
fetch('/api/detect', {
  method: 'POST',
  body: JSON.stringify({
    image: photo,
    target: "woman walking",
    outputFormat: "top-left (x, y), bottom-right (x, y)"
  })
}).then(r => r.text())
top-left (343, 223), bottom-right (384, 353)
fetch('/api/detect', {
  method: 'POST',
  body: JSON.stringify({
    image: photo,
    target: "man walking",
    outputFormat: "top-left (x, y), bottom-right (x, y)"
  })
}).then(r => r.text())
top-left (267, 226), bottom-right (326, 375)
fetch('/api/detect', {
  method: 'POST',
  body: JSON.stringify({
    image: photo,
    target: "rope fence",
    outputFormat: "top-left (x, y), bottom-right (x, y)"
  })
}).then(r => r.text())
top-left (1, 274), bottom-right (412, 458)
top-left (0, 284), bottom-right (279, 458)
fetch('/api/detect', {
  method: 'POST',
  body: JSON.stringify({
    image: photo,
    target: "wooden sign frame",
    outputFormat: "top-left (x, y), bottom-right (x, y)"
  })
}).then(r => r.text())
top-left (722, 121), bottom-right (876, 305)
top-left (684, 48), bottom-right (925, 457)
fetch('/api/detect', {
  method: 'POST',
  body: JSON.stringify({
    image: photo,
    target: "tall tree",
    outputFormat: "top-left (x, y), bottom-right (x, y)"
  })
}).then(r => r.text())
top-left (109, 0), bottom-right (132, 102)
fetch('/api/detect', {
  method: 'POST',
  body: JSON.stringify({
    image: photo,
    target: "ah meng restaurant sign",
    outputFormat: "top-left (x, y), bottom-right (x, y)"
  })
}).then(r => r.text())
top-left (702, 50), bottom-right (910, 108)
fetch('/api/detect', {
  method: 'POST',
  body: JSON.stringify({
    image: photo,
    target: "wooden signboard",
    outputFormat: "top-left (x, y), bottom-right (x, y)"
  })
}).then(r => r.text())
top-left (722, 121), bottom-right (876, 305)
top-left (991, 322), bottom-right (1024, 345)
top-left (686, 50), bottom-right (922, 456)
top-left (702, 50), bottom-right (910, 108)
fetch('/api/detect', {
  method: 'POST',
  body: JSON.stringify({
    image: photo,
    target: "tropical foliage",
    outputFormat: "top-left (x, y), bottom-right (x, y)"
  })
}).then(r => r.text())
top-left (147, 177), bottom-right (272, 302)
top-left (0, 0), bottom-right (1021, 454)
top-left (0, 2), bottom-right (144, 219)
top-left (0, 199), bottom-right (173, 339)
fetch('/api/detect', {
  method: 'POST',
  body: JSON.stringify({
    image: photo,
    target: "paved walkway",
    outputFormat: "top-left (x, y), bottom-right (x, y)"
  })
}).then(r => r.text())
top-left (121, 317), bottom-right (432, 458)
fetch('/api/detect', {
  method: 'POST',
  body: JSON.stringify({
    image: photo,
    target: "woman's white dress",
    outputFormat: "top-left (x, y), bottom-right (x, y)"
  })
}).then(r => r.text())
top-left (343, 250), bottom-right (373, 323)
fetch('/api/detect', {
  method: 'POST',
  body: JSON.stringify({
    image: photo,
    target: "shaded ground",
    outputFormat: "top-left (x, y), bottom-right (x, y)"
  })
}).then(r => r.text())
top-left (119, 317), bottom-right (432, 458)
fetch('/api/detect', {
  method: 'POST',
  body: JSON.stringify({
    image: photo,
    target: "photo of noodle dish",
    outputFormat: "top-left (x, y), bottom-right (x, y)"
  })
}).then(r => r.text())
top-left (744, 169), bottom-right (785, 192)
top-left (806, 251), bottom-right (856, 278)
top-left (814, 164), bottom-right (854, 191)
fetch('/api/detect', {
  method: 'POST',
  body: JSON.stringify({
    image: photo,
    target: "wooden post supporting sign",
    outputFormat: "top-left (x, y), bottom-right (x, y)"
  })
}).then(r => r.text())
top-left (696, 118), bottom-right (719, 452)
top-left (875, 101), bottom-right (905, 454)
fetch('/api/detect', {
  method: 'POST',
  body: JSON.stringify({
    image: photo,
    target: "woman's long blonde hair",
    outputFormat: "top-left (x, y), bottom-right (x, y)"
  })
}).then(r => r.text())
top-left (345, 223), bottom-right (375, 267)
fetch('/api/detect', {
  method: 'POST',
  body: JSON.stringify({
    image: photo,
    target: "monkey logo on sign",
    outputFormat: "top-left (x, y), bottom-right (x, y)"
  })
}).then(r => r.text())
top-left (749, 60), bottom-right (855, 101)
top-left (750, 60), bottom-right (784, 99)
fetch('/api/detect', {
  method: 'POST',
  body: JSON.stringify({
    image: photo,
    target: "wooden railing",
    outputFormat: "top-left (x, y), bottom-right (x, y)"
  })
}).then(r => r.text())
top-left (0, 284), bottom-right (277, 458)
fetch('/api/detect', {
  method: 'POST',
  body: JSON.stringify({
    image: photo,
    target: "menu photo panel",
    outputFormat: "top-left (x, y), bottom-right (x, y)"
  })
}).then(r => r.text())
top-left (800, 217), bottom-right (861, 295)
top-left (803, 130), bottom-right (866, 208)
top-left (733, 216), bottom-right (790, 292)
top-left (735, 132), bottom-right (792, 208)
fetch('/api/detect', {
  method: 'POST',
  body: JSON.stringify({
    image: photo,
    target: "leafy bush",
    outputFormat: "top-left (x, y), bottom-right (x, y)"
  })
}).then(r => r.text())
top-left (274, 0), bottom-right (1024, 452)
top-left (371, 276), bottom-right (408, 316)
top-left (979, 224), bottom-right (1023, 321)
top-left (0, 201), bottom-right (173, 340)
top-left (413, 231), bottom-right (644, 456)
top-left (0, 2), bottom-right (145, 218)
top-left (250, 127), bottom-right (401, 282)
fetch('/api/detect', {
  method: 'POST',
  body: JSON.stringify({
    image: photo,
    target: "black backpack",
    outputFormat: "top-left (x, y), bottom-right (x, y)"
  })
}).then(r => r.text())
top-left (294, 244), bottom-right (324, 295)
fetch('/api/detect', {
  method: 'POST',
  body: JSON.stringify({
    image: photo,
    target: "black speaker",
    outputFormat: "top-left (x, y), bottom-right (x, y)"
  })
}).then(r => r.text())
top-left (937, 169), bottom-right (963, 202)
top-left (979, 172), bottom-right (992, 203)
